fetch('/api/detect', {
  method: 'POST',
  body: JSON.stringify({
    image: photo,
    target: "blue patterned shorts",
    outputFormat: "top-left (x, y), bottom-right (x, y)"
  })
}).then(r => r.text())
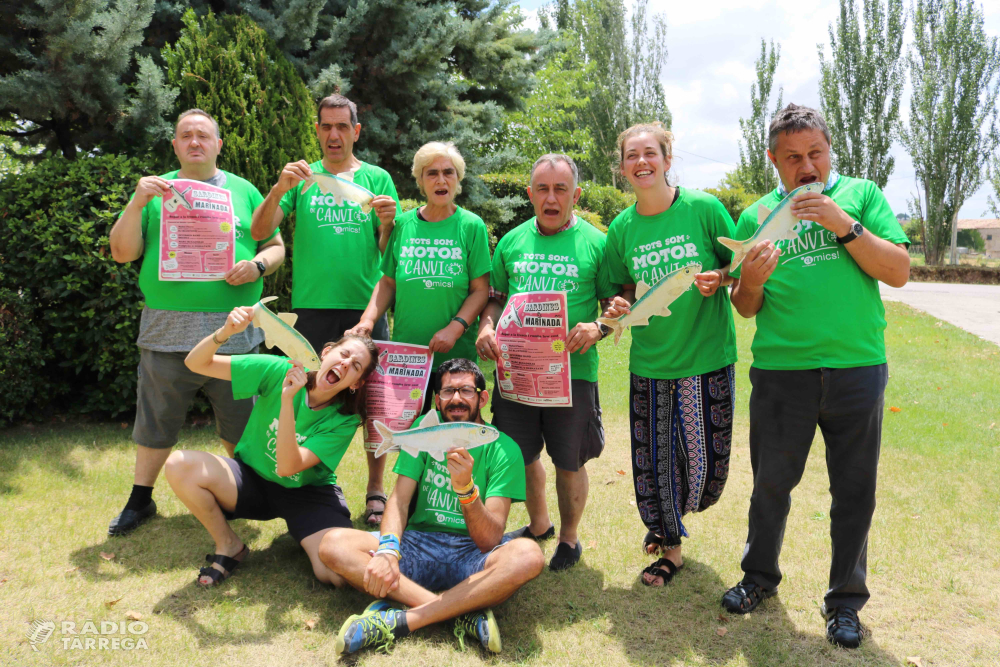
top-left (396, 529), bottom-right (515, 591)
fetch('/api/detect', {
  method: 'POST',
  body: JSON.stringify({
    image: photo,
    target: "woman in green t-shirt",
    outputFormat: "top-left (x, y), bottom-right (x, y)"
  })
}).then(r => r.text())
top-left (164, 306), bottom-right (378, 587)
top-left (603, 122), bottom-right (739, 587)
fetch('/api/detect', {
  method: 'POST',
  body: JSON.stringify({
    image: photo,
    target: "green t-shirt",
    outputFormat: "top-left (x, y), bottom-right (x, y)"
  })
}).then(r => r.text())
top-left (279, 160), bottom-right (399, 310)
top-left (605, 188), bottom-right (738, 379)
top-left (731, 175), bottom-right (909, 370)
top-left (136, 170), bottom-right (275, 312)
top-left (381, 206), bottom-right (492, 366)
top-left (393, 411), bottom-right (526, 536)
top-left (491, 218), bottom-right (616, 382)
top-left (230, 354), bottom-right (361, 488)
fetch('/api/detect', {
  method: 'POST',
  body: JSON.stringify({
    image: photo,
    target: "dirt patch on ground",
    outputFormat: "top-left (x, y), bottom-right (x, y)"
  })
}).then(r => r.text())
top-left (910, 265), bottom-right (1000, 285)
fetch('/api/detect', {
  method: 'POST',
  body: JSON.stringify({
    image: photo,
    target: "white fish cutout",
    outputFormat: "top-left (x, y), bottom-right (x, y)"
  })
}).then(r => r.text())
top-left (372, 410), bottom-right (498, 461)
top-left (717, 181), bottom-right (825, 269)
top-left (251, 296), bottom-right (322, 371)
top-left (302, 171), bottom-right (375, 213)
top-left (597, 263), bottom-right (700, 345)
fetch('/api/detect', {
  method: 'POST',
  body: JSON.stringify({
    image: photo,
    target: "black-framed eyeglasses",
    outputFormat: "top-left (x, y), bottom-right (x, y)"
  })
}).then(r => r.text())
top-left (439, 385), bottom-right (480, 400)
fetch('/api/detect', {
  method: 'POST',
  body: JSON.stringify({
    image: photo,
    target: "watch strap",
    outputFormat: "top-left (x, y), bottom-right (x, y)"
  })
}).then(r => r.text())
top-left (837, 222), bottom-right (863, 244)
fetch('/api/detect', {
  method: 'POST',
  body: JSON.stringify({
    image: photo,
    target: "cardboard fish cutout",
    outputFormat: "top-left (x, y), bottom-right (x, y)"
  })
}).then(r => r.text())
top-left (302, 171), bottom-right (375, 214)
top-left (372, 410), bottom-right (498, 461)
top-left (717, 181), bottom-right (825, 269)
top-left (251, 297), bottom-right (321, 371)
top-left (596, 263), bottom-right (700, 345)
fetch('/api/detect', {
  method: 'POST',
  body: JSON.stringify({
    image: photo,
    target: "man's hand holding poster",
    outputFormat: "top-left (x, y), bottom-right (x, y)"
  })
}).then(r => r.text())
top-left (495, 291), bottom-right (572, 407)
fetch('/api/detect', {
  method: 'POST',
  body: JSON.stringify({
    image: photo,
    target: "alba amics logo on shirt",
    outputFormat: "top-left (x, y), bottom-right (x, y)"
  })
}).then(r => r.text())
top-left (266, 418), bottom-right (306, 482)
top-left (401, 238), bottom-right (465, 289)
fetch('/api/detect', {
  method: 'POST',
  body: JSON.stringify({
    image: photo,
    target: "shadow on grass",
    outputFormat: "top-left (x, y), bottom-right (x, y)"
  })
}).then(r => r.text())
top-left (490, 560), bottom-right (904, 667)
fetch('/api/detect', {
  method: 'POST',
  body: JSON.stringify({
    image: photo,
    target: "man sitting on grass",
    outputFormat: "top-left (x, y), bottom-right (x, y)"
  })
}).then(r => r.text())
top-left (319, 358), bottom-right (544, 655)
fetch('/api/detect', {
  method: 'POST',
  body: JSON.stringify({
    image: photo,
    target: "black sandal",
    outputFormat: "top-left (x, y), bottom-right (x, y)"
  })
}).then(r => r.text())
top-left (363, 494), bottom-right (387, 526)
top-left (197, 545), bottom-right (249, 587)
top-left (641, 557), bottom-right (682, 586)
top-left (721, 581), bottom-right (776, 614)
top-left (642, 530), bottom-right (665, 554)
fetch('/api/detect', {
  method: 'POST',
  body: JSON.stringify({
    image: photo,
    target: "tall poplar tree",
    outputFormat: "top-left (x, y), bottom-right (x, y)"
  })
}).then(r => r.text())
top-left (572, 0), bottom-right (671, 186)
top-left (817, 0), bottom-right (905, 188)
top-left (736, 39), bottom-right (782, 195)
top-left (901, 0), bottom-right (1000, 265)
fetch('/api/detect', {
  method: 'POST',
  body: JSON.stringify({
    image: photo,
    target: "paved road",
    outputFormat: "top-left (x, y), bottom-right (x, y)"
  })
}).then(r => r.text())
top-left (879, 281), bottom-right (1000, 345)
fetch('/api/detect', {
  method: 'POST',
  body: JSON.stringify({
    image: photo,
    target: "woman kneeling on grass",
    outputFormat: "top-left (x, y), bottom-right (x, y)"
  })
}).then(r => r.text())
top-left (603, 122), bottom-right (739, 587)
top-left (166, 305), bottom-right (378, 586)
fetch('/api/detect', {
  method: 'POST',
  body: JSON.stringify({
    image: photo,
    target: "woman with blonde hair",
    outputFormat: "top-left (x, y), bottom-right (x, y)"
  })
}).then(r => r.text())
top-left (603, 122), bottom-right (739, 586)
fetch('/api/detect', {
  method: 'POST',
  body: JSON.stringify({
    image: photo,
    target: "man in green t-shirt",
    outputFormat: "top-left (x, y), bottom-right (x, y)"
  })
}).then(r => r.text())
top-left (250, 93), bottom-right (399, 525)
top-left (106, 108), bottom-right (285, 538)
top-left (721, 104), bottom-right (910, 650)
top-left (477, 154), bottom-right (617, 572)
top-left (319, 358), bottom-right (543, 656)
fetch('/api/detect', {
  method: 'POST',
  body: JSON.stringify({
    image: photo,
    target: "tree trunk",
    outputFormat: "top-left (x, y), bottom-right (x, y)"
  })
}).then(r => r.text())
top-left (949, 208), bottom-right (960, 265)
top-left (54, 123), bottom-right (77, 160)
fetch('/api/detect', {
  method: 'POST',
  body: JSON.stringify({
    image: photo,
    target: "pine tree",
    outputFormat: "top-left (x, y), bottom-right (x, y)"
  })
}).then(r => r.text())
top-left (735, 39), bottom-right (783, 195)
top-left (901, 0), bottom-right (1000, 265)
top-left (0, 0), bottom-right (173, 159)
top-left (818, 0), bottom-right (905, 188)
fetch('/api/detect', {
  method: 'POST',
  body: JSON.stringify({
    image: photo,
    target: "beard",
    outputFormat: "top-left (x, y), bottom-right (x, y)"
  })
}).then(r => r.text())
top-left (439, 398), bottom-right (481, 423)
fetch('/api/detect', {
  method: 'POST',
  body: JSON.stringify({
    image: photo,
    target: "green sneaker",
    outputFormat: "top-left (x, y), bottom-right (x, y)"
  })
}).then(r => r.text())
top-left (335, 607), bottom-right (407, 655)
top-left (454, 608), bottom-right (501, 653)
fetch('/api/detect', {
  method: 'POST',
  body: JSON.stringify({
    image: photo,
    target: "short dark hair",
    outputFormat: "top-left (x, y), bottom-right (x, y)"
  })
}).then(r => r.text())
top-left (435, 358), bottom-right (486, 392)
top-left (317, 94), bottom-right (358, 126)
top-left (175, 108), bottom-right (220, 138)
top-left (530, 153), bottom-right (579, 190)
top-left (768, 103), bottom-right (831, 152)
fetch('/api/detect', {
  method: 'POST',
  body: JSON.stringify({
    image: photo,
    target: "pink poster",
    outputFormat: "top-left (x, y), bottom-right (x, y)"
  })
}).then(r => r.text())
top-left (363, 341), bottom-right (435, 453)
top-left (158, 179), bottom-right (235, 281)
top-left (494, 291), bottom-right (572, 407)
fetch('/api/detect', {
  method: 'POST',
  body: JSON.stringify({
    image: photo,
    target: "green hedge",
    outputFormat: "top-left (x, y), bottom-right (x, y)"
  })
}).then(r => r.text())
top-left (0, 155), bottom-right (151, 419)
top-left (0, 286), bottom-right (53, 422)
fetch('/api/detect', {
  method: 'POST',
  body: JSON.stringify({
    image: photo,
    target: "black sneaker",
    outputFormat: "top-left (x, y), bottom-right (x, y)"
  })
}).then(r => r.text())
top-left (721, 581), bottom-right (776, 614)
top-left (511, 524), bottom-right (555, 541)
top-left (549, 541), bottom-right (582, 571)
top-left (823, 605), bottom-right (869, 649)
top-left (108, 499), bottom-right (157, 536)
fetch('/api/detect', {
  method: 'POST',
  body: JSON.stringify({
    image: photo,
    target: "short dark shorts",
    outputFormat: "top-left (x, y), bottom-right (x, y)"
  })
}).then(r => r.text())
top-left (133, 348), bottom-right (254, 449)
top-left (222, 457), bottom-right (352, 542)
top-left (293, 308), bottom-right (390, 352)
top-left (490, 375), bottom-right (604, 472)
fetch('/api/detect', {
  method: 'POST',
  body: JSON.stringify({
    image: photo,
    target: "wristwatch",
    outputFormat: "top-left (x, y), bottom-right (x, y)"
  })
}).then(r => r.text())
top-left (836, 222), bottom-right (864, 244)
top-left (253, 260), bottom-right (267, 276)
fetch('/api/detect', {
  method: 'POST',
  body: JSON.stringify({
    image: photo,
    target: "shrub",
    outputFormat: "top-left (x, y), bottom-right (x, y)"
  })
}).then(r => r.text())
top-left (578, 182), bottom-right (635, 225)
top-left (0, 155), bottom-right (152, 418)
top-left (701, 185), bottom-right (759, 223)
top-left (163, 10), bottom-right (321, 313)
top-left (0, 286), bottom-right (53, 423)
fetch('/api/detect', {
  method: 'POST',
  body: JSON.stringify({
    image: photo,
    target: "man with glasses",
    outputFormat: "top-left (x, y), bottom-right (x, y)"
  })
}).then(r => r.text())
top-left (319, 358), bottom-right (543, 656)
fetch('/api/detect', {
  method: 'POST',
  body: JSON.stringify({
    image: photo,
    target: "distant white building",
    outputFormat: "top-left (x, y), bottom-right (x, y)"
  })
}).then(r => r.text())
top-left (958, 219), bottom-right (1000, 258)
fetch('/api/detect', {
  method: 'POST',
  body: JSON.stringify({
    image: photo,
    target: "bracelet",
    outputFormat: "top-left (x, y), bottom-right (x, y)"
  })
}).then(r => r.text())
top-left (374, 547), bottom-right (401, 560)
top-left (212, 329), bottom-right (230, 346)
top-left (453, 478), bottom-right (475, 495)
top-left (451, 316), bottom-right (469, 332)
top-left (458, 485), bottom-right (480, 505)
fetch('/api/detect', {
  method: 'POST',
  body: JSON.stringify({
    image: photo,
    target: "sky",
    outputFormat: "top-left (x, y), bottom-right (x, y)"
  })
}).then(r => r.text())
top-left (515, 0), bottom-right (1000, 219)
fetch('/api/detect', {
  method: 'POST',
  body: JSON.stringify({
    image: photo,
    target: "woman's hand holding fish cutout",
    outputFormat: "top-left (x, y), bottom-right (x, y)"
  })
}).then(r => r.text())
top-left (603, 295), bottom-right (632, 319)
top-left (694, 269), bottom-right (724, 297)
top-left (221, 306), bottom-right (255, 339)
top-left (282, 361), bottom-right (307, 399)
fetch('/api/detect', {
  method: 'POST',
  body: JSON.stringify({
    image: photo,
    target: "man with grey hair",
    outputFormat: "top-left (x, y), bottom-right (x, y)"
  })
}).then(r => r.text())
top-left (476, 153), bottom-right (616, 571)
top-left (108, 108), bottom-right (285, 536)
top-left (722, 103), bottom-right (910, 649)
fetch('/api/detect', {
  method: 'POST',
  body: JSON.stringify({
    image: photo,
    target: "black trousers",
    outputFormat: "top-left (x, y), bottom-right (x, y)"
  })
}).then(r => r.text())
top-left (293, 308), bottom-right (390, 353)
top-left (740, 364), bottom-right (888, 611)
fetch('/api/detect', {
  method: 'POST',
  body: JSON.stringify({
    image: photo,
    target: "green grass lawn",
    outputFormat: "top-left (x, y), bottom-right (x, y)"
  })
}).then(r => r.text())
top-left (2, 302), bottom-right (998, 666)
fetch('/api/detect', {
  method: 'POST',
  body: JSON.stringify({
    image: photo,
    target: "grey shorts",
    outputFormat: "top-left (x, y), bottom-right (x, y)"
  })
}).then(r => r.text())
top-left (490, 375), bottom-right (604, 472)
top-left (133, 348), bottom-right (254, 449)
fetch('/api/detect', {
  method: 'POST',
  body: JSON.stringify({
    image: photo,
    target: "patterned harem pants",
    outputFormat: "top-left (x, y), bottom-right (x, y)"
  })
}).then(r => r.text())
top-left (629, 365), bottom-right (735, 548)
